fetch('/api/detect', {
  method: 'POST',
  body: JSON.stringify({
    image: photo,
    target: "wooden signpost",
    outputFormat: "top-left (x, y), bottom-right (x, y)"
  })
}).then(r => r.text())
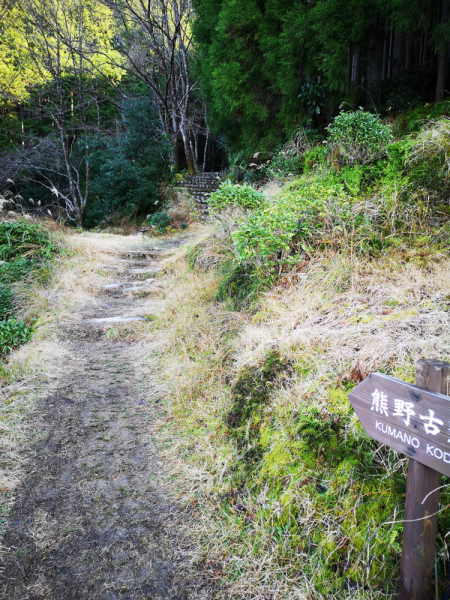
top-left (349, 359), bottom-right (450, 600)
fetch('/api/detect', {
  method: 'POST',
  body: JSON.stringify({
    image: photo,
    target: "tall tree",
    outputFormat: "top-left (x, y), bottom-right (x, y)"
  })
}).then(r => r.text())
top-left (102, 0), bottom-right (203, 172)
top-left (193, 0), bottom-right (450, 153)
top-left (4, 0), bottom-right (115, 225)
top-left (435, 0), bottom-right (450, 101)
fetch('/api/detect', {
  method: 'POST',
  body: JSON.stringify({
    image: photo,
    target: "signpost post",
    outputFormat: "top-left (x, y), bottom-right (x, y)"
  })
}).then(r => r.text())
top-left (348, 359), bottom-right (450, 600)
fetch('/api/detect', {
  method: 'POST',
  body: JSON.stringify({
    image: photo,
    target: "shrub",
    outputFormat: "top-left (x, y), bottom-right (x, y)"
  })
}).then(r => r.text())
top-left (0, 258), bottom-right (36, 284)
top-left (148, 211), bottom-right (172, 233)
top-left (0, 284), bottom-right (14, 320)
top-left (0, 319), bottom-right (32, 356)
top-left (209, 182), bottom-right (265, 212)
top-left (264, 149), bottom-right (303, 180)
top-left (232, 179), bottom-right (355, 266)
top-left (303, 145), bottom-right (330, 172)
top-left (407, 117), bottom-right (450, 176)
top-left (83, 94), bottom-right (171, 227)
top-left (327, 109), bottom-right (393, 165)
top-left (0, 220), bottom-right (57, 261)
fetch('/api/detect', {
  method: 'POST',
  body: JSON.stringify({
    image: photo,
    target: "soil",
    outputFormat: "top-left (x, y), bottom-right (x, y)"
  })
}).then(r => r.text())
top-left (0, 235), bottom-right (210, 600)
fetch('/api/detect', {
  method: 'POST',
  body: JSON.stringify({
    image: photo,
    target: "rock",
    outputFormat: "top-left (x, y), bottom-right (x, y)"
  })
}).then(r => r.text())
top-left (85, 316), bottom-right (145, 324)
top-left (127, 268), bottom-right (162, 275)
top-left (23, 214), bottom-right (33, 220)
top-left (7, 211), bottom-right (17, 217)
top-left (123, 286), bottom-right (147, 293)
top-left (102, 283), bottom-right (124, 290)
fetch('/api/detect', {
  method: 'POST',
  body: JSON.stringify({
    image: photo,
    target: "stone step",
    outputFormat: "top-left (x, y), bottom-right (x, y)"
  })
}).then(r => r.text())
top-left (102, 283), bottom-right (124, 290)
top-left (85, 315), bottom-right (146, 324)
top-left (127, 267), bottom-right (162, 275)
top-left (121, 250), bottom-right (161, 259)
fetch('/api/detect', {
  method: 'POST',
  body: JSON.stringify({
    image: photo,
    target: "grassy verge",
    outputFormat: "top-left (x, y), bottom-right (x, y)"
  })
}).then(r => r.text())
top-left (154, 243), bottom-right (450, 599)
top-left (0, 218), bottom-right (65, 550)
top-left (151, 110), bottom-right (450, 599)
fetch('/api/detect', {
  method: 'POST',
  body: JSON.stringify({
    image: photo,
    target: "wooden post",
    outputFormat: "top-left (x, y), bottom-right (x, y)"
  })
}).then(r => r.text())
top-left (399, 360), bottom-right (450, 600)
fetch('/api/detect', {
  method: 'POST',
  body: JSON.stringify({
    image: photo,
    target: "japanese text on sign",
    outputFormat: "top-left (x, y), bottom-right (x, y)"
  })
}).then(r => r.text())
top-left (370, 388), bottom-right (449, 440)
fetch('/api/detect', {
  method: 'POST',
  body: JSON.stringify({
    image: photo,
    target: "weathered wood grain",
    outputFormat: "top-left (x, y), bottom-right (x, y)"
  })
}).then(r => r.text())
top-left (398, 360), bottom-right (450, 600)
top-left (349, 368), bottom-right (450, 476)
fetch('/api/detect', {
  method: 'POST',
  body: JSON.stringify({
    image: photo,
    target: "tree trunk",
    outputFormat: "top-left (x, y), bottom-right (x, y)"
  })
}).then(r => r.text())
top-left (180, 119), bottom-right (198, 174)
top-left (436, 0), bottom-right (449, 102)
top-left (367, 15), bottom-right (384, 101)
top-left (203, 131), bottom-right (209, 172)
top-left (392, 30), bottom-right (404, 80)
top-left (171, 135), bottom-right (180, 171)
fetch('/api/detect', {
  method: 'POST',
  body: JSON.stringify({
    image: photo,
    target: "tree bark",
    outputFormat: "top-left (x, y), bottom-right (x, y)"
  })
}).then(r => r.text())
top-left (367, 15), bottom-right (384, 100)
top-left (392, 30), bottom-right (404, 80)
top-left (436, 0), bottom-right (449, 102)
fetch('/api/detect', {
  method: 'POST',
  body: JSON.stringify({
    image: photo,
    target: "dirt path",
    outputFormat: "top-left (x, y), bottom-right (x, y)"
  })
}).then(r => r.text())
top-left (0, 234), bottom-right (208, 600)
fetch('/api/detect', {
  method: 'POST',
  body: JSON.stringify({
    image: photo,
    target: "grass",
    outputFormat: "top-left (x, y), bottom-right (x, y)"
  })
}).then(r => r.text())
top-left (150, 191), bottom-right (450, 598)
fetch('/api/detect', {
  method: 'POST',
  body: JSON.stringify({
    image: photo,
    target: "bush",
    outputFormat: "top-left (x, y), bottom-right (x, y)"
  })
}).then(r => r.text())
top-left (209, 182), bottom-right (266, 212)
top-left (83, 94), bottom-right (171, 227)
top-left (327, 109), bottom-right (393, 165)
top-left (148, 211), bottom-right (172, 233)
top-left (232, 179), bottom-right (356, 267)
top-left (0, 219), bottom-right (57, 261)
top-left (0, 284), bottom-right (14, 320)
top-left (0, 258), bottom-right (36, 284)
top-left (264, 149), bottom-right (303, 180)
top-left (0, 319), bottom-right (32, 356)
top-left (303, 145), bottom-right (330, 172)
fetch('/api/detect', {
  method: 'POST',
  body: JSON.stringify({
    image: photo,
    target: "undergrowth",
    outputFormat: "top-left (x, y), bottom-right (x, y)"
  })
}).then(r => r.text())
top-left (155, 106), bottom-right (450, 599)
top-left (0, 219), bottom-right (60, 357)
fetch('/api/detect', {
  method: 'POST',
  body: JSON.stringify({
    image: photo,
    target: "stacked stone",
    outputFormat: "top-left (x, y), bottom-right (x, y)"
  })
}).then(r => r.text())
top-left (176, 171), bottom-right (226, 219)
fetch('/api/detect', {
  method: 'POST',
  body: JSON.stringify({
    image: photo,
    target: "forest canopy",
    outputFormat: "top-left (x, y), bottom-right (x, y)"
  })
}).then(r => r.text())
top-left (193, 0), bottom-right (450, 152)
top-left (1, 0), bottom-right (450, 223)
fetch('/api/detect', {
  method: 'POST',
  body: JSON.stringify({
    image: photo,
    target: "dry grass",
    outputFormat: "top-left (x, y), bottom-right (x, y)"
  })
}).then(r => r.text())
top-left (2, 219), bottom-right (449, 597)
top-left (152, 234), bottom-right (450, 598)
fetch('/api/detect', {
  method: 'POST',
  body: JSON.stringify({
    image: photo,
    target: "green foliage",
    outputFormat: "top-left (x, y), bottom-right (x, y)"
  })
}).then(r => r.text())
top-left (0, 220), bottom-right (59, 358)
top-left (216, 350), bottom-right (408, 595)
top-left (148, 211), bottom-right (172, 233)
top-left (209, 183), bottom-right (266, 212)
top-left (0, 285), bottom-right (14, 320)
top-left (0, 220), bottom-right (57, 262)
top-left (215, 261), bottom-right (277, 308)
top-left (298, 77), bottom-right (325, 116)
top-left (0, 319), bottom-right (32, 356)
top-left (264, 149), bottom-right (303, 180)
top-left (226, 352), bottom-right (292, 459)
top-left (303, 145), bottom-right (330, 172)
top-left (0, 258), bottom-right (36, 284)
top-left (393, 100), bottom-right (450, 136)
top-left (327, 110), bottom-right (393, 165)
top-left (193, 0), bottom-right (438, 153)
top-left (83, 94), bottom-right (170, 227)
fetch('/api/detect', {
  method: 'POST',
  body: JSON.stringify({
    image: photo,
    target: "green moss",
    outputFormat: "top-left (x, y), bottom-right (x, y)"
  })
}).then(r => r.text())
top-left (226, 351), bottom-right (292, 460)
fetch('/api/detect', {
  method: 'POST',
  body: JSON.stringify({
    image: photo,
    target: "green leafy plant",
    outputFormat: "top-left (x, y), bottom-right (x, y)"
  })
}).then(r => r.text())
top-left (327, 109), bottom-right (393, 165)
top-left (0, 285), bottom-right (14, 320)
top-left (0, 220), bottom-right (57, 261)
top-left (0, 258), bottom-right (36, 284)
top-left (209, 182), bottom-right (266, 212)
top-left (303, 145), bottom-right (330, 172)
top-left (0, 319), bottom-right (32, 356)
top-left (298, 77), bottom-right (325, 116)
top-left (148, 211), bottom-right (172, 233)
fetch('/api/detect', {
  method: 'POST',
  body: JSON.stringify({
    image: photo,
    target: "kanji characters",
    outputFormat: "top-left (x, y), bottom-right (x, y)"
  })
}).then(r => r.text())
top-left (371, 389), bottom-right (389, 417)
top-left (392, 399), bottom-right (415, 427)
top-left (420, 409), bottom-right (443, 436)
